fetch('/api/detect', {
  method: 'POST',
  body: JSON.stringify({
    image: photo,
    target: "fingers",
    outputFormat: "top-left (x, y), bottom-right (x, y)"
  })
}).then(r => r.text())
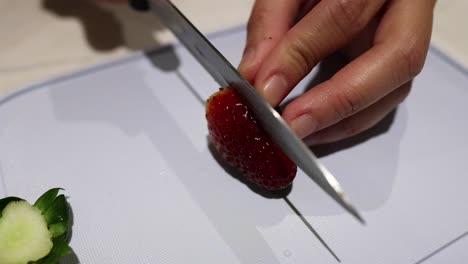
top-left (238, 0), bottom-right (303, 82)
top-left (253, 0), bottom-right (387, 106)
top-left (304, 82), bottom-right (411, 145)
top-left (283, 0), bottom-right (435, 139)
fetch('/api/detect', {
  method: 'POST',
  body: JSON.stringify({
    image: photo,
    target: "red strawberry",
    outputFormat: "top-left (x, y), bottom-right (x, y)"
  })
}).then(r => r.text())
top-left (205, 88), bottom-right (297, 190)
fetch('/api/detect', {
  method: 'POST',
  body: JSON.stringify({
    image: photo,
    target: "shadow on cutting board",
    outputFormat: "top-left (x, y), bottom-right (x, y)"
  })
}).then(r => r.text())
top-left (208, 140), bottom-right (293, 199)
top-left (42, 0), bottom-right (164, 51)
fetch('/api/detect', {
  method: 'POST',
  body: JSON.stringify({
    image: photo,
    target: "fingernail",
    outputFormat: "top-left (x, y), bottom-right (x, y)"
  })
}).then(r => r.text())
top-left (262, 75), bottom-right (287, 106)
top-left (238, 47), bottom-right (256, 73)
top-left (290, 114), bottom-right (317, 139)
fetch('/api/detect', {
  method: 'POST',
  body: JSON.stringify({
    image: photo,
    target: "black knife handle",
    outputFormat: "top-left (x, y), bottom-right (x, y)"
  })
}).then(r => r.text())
top-left (129, 0), bottom-right (150, 12)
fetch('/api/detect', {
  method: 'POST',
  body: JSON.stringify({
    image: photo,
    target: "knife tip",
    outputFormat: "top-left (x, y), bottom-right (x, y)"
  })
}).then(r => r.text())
top-left (345, 201), bottom-right (366, 225)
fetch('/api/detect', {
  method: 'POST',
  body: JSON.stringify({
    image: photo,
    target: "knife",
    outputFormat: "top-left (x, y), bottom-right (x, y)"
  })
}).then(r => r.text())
top-left (131, 0), bottom-right (364, 224)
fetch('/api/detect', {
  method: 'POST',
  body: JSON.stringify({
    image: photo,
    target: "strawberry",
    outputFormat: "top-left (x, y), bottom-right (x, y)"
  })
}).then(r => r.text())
top-left (205, 88), bottom-right (297, 190)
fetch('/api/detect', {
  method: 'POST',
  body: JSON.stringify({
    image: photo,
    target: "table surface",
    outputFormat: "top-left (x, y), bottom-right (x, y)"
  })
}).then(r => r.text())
top-left (0, 0), bottom-right (467, 95)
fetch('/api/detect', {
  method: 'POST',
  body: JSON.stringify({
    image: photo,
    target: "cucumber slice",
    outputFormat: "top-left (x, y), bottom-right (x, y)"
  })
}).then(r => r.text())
top-left (0, 201), bottom-right (53, 264)
top-left (0, 188), bottom-right (71, 264)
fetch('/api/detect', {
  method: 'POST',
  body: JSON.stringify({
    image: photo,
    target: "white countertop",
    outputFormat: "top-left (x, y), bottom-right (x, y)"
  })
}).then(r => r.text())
top-left (0, 0), bottom-right (467, 95)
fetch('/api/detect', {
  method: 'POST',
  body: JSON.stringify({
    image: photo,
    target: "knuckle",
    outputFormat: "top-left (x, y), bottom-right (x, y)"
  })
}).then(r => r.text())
top-left (329, 0), bottom-right (368, 35)
top-left (285, 36), bottom-right (320, 77)
top-left (331, 83), bottom-right (364, 120)
top-left (398, 40), bottom-right (427, 79)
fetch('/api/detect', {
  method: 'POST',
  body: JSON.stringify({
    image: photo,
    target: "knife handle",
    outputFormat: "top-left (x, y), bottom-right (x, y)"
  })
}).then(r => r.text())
top-left (129, 0), bottom-right (150, 11)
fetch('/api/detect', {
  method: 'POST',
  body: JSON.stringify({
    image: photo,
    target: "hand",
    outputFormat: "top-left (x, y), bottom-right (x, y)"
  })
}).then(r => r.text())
top-left (238, 0), bottom-right (436, 145)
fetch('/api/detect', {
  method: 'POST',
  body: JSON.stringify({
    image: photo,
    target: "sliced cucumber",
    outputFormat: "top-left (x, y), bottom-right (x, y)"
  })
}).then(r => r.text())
top-left (0, 201), bottom-right (53, 264)
top-left (0, 188), bottom-right (71, 264)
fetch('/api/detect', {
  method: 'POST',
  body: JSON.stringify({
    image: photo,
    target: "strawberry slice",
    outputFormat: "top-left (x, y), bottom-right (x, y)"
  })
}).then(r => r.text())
top-left (206, 88), bottom-right (297, 190)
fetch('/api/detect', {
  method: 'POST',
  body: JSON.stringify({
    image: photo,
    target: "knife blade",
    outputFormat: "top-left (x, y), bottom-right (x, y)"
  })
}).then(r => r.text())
top-left (146, 0), bottom-right (364, 223)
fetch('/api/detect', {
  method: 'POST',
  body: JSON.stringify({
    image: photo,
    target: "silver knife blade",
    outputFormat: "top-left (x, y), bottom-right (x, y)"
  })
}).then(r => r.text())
top-left (149, 0), bottom-right (364, 223)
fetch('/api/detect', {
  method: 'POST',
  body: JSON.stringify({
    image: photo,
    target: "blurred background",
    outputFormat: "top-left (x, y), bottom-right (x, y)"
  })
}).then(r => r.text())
top-left (0, 0), bottom-right (466, 95)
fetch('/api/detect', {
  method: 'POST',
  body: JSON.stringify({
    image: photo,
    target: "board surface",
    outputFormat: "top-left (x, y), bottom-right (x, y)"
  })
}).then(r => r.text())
top-left (0, 27), bottom-right (467, 263)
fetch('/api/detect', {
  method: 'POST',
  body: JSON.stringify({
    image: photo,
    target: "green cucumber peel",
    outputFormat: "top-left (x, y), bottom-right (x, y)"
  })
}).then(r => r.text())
top-left (34, 188), bottom-right (62, 213)
top-left (49, 222), bottom-right (68, 238)
top-left (0, 188), bottom-right (72, 264)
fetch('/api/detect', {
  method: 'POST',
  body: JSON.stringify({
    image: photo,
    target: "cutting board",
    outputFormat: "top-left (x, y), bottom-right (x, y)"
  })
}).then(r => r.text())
top-left (1, 26), bottom-right (467, 264)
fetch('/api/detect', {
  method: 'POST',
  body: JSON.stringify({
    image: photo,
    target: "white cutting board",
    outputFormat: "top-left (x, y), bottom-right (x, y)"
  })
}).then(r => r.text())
top-left (1, 26), bottom-right (467, 264)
